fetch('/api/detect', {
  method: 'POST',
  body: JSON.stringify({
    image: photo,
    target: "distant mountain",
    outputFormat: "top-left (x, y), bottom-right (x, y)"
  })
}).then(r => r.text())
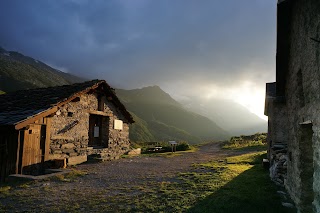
top-left (0, 46), bottom-right (85, 92)
top-left (181, 97), bottom-right (267, 136)
top-left (116, 86), bottom-right (230, 144)
top-left (0, 47), bottom-right (238, 143)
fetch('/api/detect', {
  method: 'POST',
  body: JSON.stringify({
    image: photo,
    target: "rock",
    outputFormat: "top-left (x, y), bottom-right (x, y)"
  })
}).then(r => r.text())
top-left (273, 144), bottom-right (287, 149)
top-left (277, 191), bottom-right (287, 195)
top-left (63, 148), bottom-right (75, 154)
top-left (282, 202), bottom-right (295, 208)
top-left (61, 143), bottom-right (75, 149)
top-left (49, 154), bottom-right (68, 160)
top-left (53, 150), bottom-right (62, 154)
top-left (67, 155), bottom-right (87, 166)
top-left (127, 148), bottom-right (141, 155)
top-left (279, 155), bottom-right (287, 161)
top-left (69, 152), bottom-right (78, 157)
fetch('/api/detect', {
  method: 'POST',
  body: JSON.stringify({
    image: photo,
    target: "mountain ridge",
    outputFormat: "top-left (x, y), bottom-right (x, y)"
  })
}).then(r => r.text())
top-left (116, 87), bottom-right (230, 143)
top-left (0, 46), bottom-right (85, 92)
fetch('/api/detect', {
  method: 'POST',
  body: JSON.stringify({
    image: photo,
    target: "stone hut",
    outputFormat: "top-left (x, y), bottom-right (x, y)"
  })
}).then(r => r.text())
top-left (0, 80), bottom-right (134, 180)
top-left (265, 0), bottom-right (320, 212)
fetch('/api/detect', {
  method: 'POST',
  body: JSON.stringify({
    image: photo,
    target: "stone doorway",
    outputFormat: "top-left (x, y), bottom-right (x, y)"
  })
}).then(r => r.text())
top-left (299, 123), bottom-right (314, 212)
top-left (89, 115), bottom-right (103, 147)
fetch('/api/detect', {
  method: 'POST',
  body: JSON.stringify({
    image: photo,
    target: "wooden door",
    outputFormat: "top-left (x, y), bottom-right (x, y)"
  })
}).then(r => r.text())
top-left (21, 124), bottom-right (46, 174)
top-left (89, 115), bottom-right (102, 147)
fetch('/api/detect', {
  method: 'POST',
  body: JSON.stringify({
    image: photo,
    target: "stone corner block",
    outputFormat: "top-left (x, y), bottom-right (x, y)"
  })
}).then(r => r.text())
top-left (67, 155), bottom-right (88, 166)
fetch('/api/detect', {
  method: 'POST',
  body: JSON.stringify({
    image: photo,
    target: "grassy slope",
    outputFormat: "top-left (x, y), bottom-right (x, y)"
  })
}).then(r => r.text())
top-left (116, 88), bottom-right (229, 144)
top-left (129, 112), bottom-right (155, 142)
top-left (0, 58), bottom-right (70, 92)
top-left (0, 47), bottom-right (85, 93)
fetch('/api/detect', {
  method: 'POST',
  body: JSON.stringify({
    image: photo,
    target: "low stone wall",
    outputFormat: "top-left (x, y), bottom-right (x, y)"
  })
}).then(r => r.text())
top-left (269, 147), bottom-right (287, 186)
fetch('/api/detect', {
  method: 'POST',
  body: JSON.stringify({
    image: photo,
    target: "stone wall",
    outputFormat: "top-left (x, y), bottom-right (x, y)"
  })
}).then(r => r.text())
top-left (49, 92), bottom-right (130, 165)
top-left (279, 0), bottom-right (320, 211)
top-left (267, 101), bottom-right (288, 185)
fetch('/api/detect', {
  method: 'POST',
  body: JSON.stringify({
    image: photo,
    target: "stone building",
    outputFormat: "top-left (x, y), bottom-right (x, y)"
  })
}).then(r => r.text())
top-left (0, 80), bottom-right (134, 180)
top-left (265, 0), bottom-right (320, 212)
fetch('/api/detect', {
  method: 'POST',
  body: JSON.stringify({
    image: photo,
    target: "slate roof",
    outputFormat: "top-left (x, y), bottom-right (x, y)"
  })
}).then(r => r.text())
top-left (0, 80), bottom-right (134, 126)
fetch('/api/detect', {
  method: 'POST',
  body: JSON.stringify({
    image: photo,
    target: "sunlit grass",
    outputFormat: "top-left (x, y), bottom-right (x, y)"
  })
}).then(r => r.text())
top-left (222, 133), bottom-right (267, 151)
top-left (226, 151), bottom-right (267, 164)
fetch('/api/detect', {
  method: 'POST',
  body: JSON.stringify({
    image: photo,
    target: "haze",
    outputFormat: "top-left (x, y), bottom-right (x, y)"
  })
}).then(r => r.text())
top-left (0, 0), bottom-right (276, 119)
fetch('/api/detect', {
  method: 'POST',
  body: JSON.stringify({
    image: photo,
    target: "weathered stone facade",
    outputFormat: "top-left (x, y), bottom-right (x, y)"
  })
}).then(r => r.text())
top-left (49, 92), bottom-right (131, 164)
top-left (265, 88), bottom-right (289, 186)
top-left (265, 1), bottom-right (320, 212)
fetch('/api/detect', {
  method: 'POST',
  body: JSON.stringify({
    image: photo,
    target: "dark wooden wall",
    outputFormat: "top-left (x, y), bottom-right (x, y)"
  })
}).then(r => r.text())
top-left (0, 127), bottom-right (18, 182)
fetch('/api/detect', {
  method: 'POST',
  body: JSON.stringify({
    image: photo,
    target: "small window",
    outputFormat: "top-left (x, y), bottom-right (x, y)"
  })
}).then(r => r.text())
top-left (29, 130), bottom-right (32, 134)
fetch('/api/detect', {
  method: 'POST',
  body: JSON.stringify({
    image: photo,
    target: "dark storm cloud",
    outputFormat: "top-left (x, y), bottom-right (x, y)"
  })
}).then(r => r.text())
top-left (0, 0), bottom-right (276, 90)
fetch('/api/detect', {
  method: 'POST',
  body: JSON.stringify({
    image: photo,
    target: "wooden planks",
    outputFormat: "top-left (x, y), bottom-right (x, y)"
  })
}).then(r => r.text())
top-left (21, 124), bottom-right (43, 173)
top-left (0, 128), bottom-right (18, 182)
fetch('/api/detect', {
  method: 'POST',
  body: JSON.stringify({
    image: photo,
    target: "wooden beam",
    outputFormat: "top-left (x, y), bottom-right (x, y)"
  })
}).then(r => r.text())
top-left (15, 107), bottom-right (58, 130)
top-left (88, 110), bottom-right (113, 117)
top-left (15, 130), bottom-right (21, 174)
top-left (44, 117), bottom-right (51, 161)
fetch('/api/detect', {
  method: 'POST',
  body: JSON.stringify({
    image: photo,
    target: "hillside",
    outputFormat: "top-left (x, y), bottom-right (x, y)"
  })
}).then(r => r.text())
top-left (181, 97), bottom-right (267, 135)
top-left (0, 46), bottom-right (85, 92)
top-left (116, 86), bottom-right (230, 143)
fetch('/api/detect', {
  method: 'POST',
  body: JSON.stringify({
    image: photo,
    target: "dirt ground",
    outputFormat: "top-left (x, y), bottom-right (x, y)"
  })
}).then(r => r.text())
top-left (79, 142), bottom-right (231, 183)
top-left (0, 142), bottom-right (254, 212)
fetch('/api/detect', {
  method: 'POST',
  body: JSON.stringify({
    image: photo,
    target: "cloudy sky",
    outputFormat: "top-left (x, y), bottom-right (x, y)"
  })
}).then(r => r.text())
top-left (0, 0), bottom-right (276, 119)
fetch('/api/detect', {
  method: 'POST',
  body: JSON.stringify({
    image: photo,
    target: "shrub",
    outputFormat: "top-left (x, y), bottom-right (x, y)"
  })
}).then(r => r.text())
top-left (176, 141), bottom-right (190, 151)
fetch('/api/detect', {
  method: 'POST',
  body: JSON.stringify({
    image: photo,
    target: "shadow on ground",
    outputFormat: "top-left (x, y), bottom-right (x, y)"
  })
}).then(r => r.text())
top-left (187, 164), bottom-right (296, 213)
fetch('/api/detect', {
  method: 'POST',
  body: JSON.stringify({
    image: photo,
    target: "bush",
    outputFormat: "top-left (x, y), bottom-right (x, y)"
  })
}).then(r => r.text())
top-left (176, 141), bottom-right (190, 151)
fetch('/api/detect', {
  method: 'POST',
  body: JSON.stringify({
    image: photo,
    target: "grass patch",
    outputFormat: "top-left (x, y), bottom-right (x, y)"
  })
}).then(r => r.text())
top-left (51, 169), bottom-right (87, 182)
top-left (185, 151), bottom-right (294, 213)
top-left (222, 133), bottom-right (267, 151)
top-left (226, 151), bottom-right (267, 164)
top-left (0, 186), bottom-right (11, 196)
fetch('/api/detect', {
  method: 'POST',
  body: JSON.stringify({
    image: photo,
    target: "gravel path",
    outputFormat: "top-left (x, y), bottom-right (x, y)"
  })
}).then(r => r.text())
top-left (67, 142), bottom-right (239, 191)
